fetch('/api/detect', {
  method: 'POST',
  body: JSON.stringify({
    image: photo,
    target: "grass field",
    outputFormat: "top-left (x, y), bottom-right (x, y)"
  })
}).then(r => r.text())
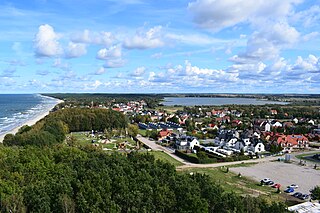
top-left (295, 152), bottom-right (320, 160)
top-left (150, 151), bottom-right (183, 167)
top-left (68, 132), bottom-right (137, 150)
top-left (138, 129), bottom-right (147, 137)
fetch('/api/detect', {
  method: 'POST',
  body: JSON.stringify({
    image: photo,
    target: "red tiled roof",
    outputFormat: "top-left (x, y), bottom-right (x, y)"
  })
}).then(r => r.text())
top-left (158, 130), bottom-right (172, 138)
top-left (277, 135), bottom-right (309, 146)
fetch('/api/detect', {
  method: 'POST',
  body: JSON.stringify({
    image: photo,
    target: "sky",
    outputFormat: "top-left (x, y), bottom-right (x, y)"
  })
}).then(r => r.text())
top-left (1, 0), bottom-right (320, 94)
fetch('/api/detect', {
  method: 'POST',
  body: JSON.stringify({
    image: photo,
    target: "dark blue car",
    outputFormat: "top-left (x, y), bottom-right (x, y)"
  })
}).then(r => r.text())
top-left (284, 187), bottom-right (294, 193)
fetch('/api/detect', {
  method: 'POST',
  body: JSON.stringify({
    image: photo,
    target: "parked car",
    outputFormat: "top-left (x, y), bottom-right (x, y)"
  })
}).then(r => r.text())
top-left (272, 183), bottom-right (281, 188)
top-left (292, 192), bottom-right (302, 198)
top-left (288, 184), bottom-right (299, 189)
top-left (265, 181), bottom-right (274, 185)
top-left (299, 194), bottom-right (309, 200)
top-left (285, 187), bottom-right (294, 193)
top-left (261, 178), bottom-right (271, 183)
top-left (260, 178), bottom-right (272, 185)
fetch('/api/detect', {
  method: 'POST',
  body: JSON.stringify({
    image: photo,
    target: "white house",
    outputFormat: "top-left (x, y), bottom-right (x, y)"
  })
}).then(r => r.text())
top-left (189, 138), bottom-right (200, 149)
top-left (225, 137), bottom-right (238, 147)
top-left (253, 131), bottom-right (261, 139)
top-left (272, 121), bottom-right (282, 128)
top-left (250, 141), bottom-right (265, 153)
top-left (175, 136), bottom-right (199, 150)
top-left (308, 120), bottom-right (315, 125)
top-left (265, 123), bottom-right (271, 132)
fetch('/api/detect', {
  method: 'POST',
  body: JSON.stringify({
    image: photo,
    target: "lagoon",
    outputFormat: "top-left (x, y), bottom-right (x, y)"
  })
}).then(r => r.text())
top-left (161, 97), bottom-right (289, 106)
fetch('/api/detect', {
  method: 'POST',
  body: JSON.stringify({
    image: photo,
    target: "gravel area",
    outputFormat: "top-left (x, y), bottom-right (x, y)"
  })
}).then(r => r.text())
top-left (231, 161), bottom-right (320, 195)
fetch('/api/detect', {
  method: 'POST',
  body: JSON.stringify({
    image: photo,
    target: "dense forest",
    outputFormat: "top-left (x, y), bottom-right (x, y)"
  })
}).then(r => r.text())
top-left (3, 108), bottom-right (127, 147)
top-left (0, 107), bottom-right (288, 212)
top-left (44, 93), bottom-right (163, 108)
top-left (0, 145), bottom-right (287, 213)
top-left (181, 105), bottom-right (320, 120)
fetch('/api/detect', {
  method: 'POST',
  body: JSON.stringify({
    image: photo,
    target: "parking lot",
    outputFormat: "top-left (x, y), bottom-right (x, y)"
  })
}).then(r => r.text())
top-left (231, 161), bottom-right (320, 196)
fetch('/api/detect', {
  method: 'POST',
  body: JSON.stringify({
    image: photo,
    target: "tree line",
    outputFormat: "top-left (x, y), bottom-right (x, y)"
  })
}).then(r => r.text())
top-left (0, 145), bottom-right (288, 213)
top-left (3, 108), bottom-right (127, 147)
top-left (0, 107), bottom-right (289, 212)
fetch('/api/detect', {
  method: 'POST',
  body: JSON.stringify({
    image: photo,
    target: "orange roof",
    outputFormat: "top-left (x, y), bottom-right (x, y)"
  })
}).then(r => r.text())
top-left (158, 130), bottom-right (172, 138)
top-left (277, 135), bottom-right (309, 146)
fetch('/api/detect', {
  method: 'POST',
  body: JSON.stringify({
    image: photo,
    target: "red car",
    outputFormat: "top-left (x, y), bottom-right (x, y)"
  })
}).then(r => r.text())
top-left (272, 183), bottom-right (281, 188)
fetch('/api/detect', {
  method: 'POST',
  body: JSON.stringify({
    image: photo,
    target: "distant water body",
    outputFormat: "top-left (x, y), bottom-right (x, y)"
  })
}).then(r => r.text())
top-left (162, 97), bottom-right (289, 106)
top-left (0, 94), bottom-right (59, 135)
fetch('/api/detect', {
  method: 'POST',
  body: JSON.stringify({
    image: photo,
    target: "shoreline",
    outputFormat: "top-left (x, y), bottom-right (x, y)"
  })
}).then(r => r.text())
top-left (0, 96), bottom-right (63, 143)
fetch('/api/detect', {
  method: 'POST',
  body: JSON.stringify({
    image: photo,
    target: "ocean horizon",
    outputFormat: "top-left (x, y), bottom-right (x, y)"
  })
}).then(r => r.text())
top-left (0, 94), bottom-right (60, 136)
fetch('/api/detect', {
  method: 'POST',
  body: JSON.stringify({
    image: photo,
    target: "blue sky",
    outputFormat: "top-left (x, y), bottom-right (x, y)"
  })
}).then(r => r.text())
top-left (1, 0), bottom-right (320, 93)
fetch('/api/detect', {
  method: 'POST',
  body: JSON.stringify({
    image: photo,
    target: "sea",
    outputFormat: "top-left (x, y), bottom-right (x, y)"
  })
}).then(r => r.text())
top-left (162, 97), bottom-right (289, 106)
top-left (0, 94), bottom-right (59, 135)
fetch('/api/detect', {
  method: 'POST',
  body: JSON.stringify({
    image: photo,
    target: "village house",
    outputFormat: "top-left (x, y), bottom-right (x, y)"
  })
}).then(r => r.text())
top-left (270, 109), bottom-right (278, 115)
top-left (158, 129), bottom-right (172, 140)
top-left (174, 136), bottom-right (200, 150)
top-left (271, 120), bottom-right (283, 128)
top-left (277, 134), bottom-right (309, 152)
top-left (215, 129), bottom-right (265, 154)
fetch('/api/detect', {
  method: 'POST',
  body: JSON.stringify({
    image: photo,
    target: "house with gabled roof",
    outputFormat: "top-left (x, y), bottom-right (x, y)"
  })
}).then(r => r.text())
top-left (158, 129), bottom-right (172, 140)
top-left (277, 134), bottom-right (309, 152)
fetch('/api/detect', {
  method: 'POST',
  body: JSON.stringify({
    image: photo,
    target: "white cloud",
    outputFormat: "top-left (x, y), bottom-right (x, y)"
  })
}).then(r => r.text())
top-left (231, 61), bottom-right (266, 73)
top-left (188, 0), bottom-right (257, 31)
top-left (71, 30), bottom-right (115, 46)
top-left (85, 80), bottom-right (103, 90)
top-left (96, 45), bottom-right (125, 68)
top-left (12, 42), bottom-right (23, 55)
top-left (96, 45), bottom-right (122, 60)
top-left (185, 60), bottom-right (239, 81)
top-left (123, 26), bottom-right (164, 49)
top-left (151, 52), bottom-right (162, 59)
top-left (261, 22), bottom-right (299, 45)
top-left (302, 32), bottom-right (320, 41)
top-left (52, 58), bottom-right (70, 71)
top-left (293, 55), bottom-right (319, 72)
top-left (0, 77), bottom-right (16, 86)
top-left (147, 60), bottom-right (239, 86)
top-left (230, 22), bottom-right (299, 64)
top-left (93, 67), bottom-right (106, 75)
top-left (65, 42), bottom-right (87, 58)
top-left (103, 59), bottom-right (126, 68)
top-left (131, 66), bottom-right (146, 77)
top-left (188, 0), bottom-right (301, 31)
top-left (292, 5), bottom-right (320, 27)
top-left (262, 57), bottom-right (288, 77)
top-left (165, 33), bottom-right (228, 46)
top-left (34, 24), bottom-right (62, 57)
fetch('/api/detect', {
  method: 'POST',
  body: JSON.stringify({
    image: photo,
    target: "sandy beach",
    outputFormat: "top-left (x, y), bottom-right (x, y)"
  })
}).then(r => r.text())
top-left (0, 98), bottom-right (63, 143)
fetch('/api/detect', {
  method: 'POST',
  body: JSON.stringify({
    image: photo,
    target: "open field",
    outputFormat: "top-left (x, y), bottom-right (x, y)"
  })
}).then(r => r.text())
top-left (68, 132), bottom-right (138, 150)
top-left (231, 160), bottom-right (320, 196)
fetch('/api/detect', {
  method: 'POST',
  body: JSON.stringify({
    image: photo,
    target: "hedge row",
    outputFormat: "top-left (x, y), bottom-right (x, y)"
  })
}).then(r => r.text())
top-left (174, 150), bottom-right (199, 163)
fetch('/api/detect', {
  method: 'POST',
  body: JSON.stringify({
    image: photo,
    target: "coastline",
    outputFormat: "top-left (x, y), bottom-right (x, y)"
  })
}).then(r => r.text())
top-left (0, 96), bottom-right (63, 143)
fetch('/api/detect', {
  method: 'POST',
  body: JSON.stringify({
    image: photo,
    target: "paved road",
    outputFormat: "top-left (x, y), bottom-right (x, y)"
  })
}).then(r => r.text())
top-left (137, 135), bottom-right (320, 170)
top-left (137, 136), bottom-right (282, 168)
